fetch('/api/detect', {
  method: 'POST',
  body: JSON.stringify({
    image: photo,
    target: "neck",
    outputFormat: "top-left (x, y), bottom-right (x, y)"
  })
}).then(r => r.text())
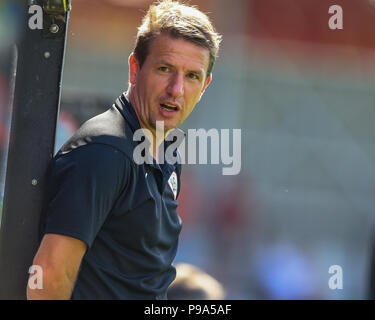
top-left (125, 89), bottom-right (166, 162)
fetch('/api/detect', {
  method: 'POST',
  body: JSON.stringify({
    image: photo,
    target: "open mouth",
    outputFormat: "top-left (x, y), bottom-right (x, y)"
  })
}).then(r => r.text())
top-left (160, 103), bottom-right (179, 112)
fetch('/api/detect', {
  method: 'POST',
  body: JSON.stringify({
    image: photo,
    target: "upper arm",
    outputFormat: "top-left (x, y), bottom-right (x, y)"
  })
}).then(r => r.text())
top-left (32, 233), bottom-right (87, 287)
top-left (27, 233), bottom-right (87, 299)
top-left (43, 144), bottom-right (131, 248)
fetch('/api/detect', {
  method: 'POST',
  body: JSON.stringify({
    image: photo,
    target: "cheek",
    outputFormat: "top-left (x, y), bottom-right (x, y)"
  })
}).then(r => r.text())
top-left (147, 78), bottom-right (167, 98)
top-left (187, 88), bottom-right (204, 106)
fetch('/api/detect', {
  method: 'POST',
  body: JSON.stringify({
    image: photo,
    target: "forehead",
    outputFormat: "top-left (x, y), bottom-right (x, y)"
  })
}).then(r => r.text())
top-left (146, 34), bottom-right (210, 72)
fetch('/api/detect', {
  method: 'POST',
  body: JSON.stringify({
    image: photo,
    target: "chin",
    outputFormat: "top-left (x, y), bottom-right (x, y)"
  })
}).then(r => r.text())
top-left (153, 119), bottom-right (179, 131)
top-left (165, 121), bottom-right (180, 131)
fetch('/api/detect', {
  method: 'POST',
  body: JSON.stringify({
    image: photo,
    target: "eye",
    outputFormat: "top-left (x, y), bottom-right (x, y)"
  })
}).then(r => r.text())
top-left (158, 66), bottom-right (170, 72)
top-left (187, 73), bottom-right (199, 80)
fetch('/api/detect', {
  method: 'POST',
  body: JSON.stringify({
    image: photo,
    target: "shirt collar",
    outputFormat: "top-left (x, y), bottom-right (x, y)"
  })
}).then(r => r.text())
top-left (115, 93), bottom-right (142, 134)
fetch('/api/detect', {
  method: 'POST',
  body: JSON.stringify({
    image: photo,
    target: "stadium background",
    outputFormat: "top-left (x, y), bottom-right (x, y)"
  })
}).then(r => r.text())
top-left (1, 0), bottom-right (375, 299)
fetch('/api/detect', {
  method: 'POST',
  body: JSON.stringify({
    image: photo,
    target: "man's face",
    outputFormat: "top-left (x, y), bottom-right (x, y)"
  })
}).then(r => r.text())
top-left (128, 34), bottom-right (212, 134)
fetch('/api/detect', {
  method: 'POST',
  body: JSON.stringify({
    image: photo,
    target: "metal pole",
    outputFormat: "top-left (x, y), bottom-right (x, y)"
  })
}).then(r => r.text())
top-left (0, 0), bottom-right (71, 299)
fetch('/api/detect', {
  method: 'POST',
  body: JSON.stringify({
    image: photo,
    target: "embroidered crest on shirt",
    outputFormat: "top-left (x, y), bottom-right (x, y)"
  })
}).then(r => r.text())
top-left (168, 171), bottom-right (178, 200)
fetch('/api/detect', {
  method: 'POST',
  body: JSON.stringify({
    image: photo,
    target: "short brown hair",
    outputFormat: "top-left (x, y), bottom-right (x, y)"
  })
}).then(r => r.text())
top-left (167, 263), bottom-right (226, 300)
top-left (134, 0), bottom-right (222, 78)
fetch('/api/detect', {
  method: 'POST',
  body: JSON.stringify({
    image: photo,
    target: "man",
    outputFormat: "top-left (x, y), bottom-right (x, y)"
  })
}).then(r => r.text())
top-left (167, 263), bottom-right (226, 300)
top-left (27, 0), bottom-right (221, 300)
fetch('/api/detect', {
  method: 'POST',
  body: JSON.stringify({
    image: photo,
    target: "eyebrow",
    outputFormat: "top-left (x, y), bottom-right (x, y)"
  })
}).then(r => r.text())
top-left (158, 60), bottom-right (204, 76)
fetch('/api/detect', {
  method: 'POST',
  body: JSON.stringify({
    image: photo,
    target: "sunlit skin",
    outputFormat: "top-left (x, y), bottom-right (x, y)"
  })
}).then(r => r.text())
top-left (126, 33), bottom-right (212, 161)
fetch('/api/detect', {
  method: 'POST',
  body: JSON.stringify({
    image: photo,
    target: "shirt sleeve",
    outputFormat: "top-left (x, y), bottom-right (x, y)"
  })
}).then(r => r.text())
top-left (42, 143), bottom-right (131, 248)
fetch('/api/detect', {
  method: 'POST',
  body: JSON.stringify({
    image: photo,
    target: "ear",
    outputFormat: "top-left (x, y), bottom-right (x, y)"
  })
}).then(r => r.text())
top-left (198, 73), bottom-right (212, 101)
top-left (128, 53), bottom-right (140, 87)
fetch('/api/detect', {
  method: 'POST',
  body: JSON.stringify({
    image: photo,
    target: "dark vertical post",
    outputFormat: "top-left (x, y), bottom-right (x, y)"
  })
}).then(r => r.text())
top-left (0, 0), bottom-right (70, 299)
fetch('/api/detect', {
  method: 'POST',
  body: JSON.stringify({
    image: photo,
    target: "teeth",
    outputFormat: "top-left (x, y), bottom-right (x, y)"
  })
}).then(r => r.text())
top-left (161, 103), bottom-right (178, 111)
top-left (165, 104), bottom-right (177, 109)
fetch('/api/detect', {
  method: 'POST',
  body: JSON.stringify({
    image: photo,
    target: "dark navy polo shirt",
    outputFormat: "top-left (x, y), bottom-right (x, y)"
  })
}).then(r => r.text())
top-left (41, 94), bottom-right (183, 300)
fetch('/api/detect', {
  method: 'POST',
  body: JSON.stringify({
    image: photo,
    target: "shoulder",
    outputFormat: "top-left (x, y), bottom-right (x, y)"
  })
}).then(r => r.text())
top-left (45, 143), bottom-right (134, 212)
top-left (55, 143), bottom-right (133, 171)
top-left (57, 106), bottom-right (135, 159)
top-left (50, 143), bottom-right (134, 191)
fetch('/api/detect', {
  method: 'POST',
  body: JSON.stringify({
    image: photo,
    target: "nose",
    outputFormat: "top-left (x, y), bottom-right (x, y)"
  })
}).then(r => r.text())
top-left (167, 73), bottom-right (184, 98)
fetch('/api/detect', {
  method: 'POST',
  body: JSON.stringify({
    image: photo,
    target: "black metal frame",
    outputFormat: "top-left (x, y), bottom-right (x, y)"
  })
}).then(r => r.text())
top-left (0, 0), bottom-right (70, 299)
